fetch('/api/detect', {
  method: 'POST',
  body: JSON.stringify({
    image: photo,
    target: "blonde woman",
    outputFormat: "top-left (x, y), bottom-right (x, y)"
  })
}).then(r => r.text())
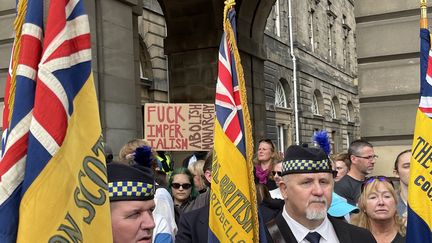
top-left (119, 139), bottom-right (156, 165)
top-left (188, 159), bottom-right (207, 194)
top-left (351, 176), bottom-right (405, 243)
top-left (253, 138), bottom-right (281, 190)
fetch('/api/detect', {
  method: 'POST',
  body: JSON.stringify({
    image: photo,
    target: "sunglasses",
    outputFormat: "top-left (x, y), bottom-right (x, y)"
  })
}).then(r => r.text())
top-left (271, 171), bottom-right (282, 177)
top-left (259, 139), bottom-right (275, 150)
top-left (171, 183), bottom-right (192, 190)
top-left (361, 176), bottom-right (394, 193)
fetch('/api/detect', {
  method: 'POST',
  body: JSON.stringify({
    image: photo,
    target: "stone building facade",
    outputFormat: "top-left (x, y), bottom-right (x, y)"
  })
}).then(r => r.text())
top-left (355, 1), bottom-right (422, 175)
top-left (138, 0), bottom-right (360, 154)
top-left (0, 0), bottom-right (359, 156)
top-left (263, 0), bottom-right (359, 153)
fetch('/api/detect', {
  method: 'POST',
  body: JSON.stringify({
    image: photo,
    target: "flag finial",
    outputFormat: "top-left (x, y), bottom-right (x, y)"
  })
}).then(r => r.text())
top-left (224, 0), bottom-right (236, 20)
top-left (421, 0), bottom-right (428, 28)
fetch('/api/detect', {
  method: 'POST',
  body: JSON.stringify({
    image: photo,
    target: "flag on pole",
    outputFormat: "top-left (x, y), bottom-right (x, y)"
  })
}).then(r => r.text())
top-left (0, 0), bottom-right (41, 241)
top-left (406, 1), bottom-right (432, 241)
top-left (208, 0), bottom-right (261, 242)
top-left (0, 0), bottom-right (113, 242)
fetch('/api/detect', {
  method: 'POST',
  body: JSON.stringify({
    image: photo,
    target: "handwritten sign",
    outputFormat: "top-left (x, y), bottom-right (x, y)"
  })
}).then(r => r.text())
top-left (144, 103), bottom-right (215, 151)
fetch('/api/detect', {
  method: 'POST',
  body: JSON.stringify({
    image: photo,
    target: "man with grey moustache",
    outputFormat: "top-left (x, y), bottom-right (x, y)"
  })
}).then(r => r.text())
top-left (265, 145), bottom-right (376, 243)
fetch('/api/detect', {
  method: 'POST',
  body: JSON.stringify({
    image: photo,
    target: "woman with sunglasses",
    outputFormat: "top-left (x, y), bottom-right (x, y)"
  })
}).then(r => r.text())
top-left (168, 167), bottom-right (199, 224)
top-left (254, 139), bottom-right (282, 191)
top-left (351, 176), bottom-right (406, 243)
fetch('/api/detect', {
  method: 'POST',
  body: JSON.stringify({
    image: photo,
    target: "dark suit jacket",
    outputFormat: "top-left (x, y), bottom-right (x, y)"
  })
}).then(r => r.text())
top-left (175, 205), bottom-right (209, 243)
top-left (266, 213), bottom-right (377, 243)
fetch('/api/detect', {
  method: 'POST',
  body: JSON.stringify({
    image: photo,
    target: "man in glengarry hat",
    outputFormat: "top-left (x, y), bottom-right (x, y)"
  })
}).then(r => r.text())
top-left (265, 145), bottom-right (376, 243)
top-left (108, 162), bottom-right (156, 243)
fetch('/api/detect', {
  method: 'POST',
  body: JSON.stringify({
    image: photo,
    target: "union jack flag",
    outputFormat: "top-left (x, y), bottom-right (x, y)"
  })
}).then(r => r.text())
top-left (215, 13), bottom-right (246, 156)
top-left (0, 0), bottom-right (112, 241)
top-left (209, 4), bottom-right (263, 242)
top-left (420, 28), bottom-right (432, 117)
top-left (0, 0), bottom-right (42, 240)
top-left (406, 25), bottom-right (432, 243)
top-left (22, 0), bottom-right (93, 191)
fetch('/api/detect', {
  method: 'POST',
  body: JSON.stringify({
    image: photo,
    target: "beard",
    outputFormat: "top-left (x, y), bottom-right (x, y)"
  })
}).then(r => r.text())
top-left (305, 197), bottom-right (328, 220)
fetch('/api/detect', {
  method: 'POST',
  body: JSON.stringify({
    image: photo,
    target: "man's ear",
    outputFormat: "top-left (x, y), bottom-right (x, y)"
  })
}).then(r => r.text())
top-left (279, 178), bottom-right (289, 200)
top-left (350, 155), bottom-right (357, 165)
top-left (393, 169), bottom-right (399, 178)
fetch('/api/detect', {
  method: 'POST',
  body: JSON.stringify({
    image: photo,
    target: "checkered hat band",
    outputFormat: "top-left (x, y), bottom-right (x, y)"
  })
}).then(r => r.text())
top-left (282, 159), bottom-right (331, 173)
top-left (108, 181), bottom-right (155, 199)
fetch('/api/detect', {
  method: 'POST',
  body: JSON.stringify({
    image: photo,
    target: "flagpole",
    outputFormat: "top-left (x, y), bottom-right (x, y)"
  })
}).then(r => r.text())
top-left (288, 0), bottom-right (300, 145)
top-left (421, 0), bottom-right (428, 29)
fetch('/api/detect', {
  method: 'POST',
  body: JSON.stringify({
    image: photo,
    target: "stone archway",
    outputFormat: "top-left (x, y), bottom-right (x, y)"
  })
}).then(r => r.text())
top-left (157, 0), bottom-right (275, 139)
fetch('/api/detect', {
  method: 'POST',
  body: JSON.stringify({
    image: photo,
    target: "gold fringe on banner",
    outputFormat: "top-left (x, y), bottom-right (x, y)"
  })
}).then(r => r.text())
top-left (223, 0), bottom-right (260, 241)
top-left (8, 0), bottom-right (28, 124)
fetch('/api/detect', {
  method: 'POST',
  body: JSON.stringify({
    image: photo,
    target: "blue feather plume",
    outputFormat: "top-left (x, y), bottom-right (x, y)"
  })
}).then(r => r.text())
top-left (133, 145), bottom-right (153, 168)
top-left (313, 130), bottom-right (331, 155)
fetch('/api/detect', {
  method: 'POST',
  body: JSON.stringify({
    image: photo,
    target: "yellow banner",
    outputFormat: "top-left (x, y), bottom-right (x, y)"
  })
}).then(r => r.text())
top-left (209, 122), bottom-right (254, 242)
top-left (408, 109), bottom-right (432, 230)
top-left (16, 76), bottom-right (113, 242)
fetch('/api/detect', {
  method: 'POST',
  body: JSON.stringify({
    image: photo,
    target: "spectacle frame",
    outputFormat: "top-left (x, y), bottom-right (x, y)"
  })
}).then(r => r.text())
top-left (354, 154), bottom-right (379, 160)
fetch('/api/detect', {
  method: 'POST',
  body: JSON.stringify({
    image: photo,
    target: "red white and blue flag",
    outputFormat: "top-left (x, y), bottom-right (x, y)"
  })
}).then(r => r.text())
top-left (406, 16), bottom-right (432, 242)
top-left (0, 0), bottom-right (42, 240)
top-left (0, 0), bottom-right (112, 242)
top-left (208, 3), bottom-right (263, 242)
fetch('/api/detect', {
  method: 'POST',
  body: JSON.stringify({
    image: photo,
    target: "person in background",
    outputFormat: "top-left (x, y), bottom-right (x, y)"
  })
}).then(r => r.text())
top-left (153, 170), bottom-right (177, 236)
top-left (182, 151), bottom-right (208, 168)
top-left (104, 144), bottom-right (113, 163)
top-left (256, 183), bottom-right (284, 223)
top-left (265, 145), bottom-right (376, 243)
top-left (118, 139), bottom-right (176, 239)
top-left (328, 154), bottom-right (359, 222)
top-left (269, 160), bottom-right (283, 199)
top-left (119, 139), bottom-right (155, 166)
top-left (188, 159), bottom-right (208, 194)
top-left (168, 167), bottom-right (199, 224)
top-left (254, 138), bottom-right (282, 191)
top-left (335, 140), bottom-right (377, 205)
top-left (393, 149), bottom-right (411, 223)
top-left (351, 176), bottom-right (405, 243)
top-left (156, 151), bottom-right (174, 176)
top-left (332, 153), bottom-right (350, 182)
top-left (328, 192), bottom-right (359, 222)
top-left (176, 153), bottom-right (213, 242)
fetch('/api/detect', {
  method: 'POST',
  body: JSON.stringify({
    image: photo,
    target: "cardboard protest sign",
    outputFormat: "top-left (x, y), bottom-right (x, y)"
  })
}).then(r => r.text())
top-left (144, 103), bottom-right (215, 151)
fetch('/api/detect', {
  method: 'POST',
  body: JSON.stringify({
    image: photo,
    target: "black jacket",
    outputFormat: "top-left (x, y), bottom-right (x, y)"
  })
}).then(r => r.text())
top-left (266, 213), bottom-right (377, 243)
top-left (176, 205), bottom-right (209, 243)
top-left (259, 198), bottom-right (284, 223)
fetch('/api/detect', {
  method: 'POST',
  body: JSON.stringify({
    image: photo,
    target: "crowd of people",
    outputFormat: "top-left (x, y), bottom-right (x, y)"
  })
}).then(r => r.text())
top-left (105, 137), bottom-right (411, 243)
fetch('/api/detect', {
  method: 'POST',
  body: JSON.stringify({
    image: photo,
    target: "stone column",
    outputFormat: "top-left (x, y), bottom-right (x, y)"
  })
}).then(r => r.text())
top-left (89, 0), bottom-right (143, 155)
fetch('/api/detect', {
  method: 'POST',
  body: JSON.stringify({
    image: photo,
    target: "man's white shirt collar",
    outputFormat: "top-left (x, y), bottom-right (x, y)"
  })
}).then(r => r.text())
top-left (282, 206), bottom-right (339, 243)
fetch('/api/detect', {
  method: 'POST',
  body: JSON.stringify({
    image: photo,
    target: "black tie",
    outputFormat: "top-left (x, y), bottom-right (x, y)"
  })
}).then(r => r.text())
top-left (305, 232), bottom-right (321, 243)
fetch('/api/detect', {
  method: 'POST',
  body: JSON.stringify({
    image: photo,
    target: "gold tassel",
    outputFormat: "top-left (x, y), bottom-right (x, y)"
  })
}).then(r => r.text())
top-left (223, 1), bottom-right (260, 241)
